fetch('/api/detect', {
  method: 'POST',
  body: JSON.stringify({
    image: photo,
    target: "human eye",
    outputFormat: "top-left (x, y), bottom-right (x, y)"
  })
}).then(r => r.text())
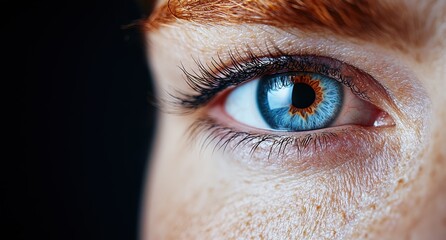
top-left (171, 49), bottom-right (396, 166)
top-left (224, 56), bottom-right (390, 132)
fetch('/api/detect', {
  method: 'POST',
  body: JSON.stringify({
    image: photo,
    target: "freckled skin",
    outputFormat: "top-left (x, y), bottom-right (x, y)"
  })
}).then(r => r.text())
top-left (141, 1), bottom-right (446, 239)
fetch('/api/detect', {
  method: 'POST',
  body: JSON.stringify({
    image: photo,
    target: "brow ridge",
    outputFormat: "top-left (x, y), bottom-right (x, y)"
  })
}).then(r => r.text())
top-left (145, 0), bottom-right (443, 52)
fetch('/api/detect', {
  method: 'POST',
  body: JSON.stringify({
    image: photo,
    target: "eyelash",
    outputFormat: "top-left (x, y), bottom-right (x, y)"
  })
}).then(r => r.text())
top-left (170, 47), bottom-right (379, 156)
top-left (187, 118), bottom-right (345, 159)
top-left (173, 48), bottom-right (370, 112)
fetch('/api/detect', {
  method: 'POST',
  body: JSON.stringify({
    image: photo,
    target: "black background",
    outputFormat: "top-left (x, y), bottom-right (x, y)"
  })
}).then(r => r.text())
top-left (6, 1), bottom-right (156, 239)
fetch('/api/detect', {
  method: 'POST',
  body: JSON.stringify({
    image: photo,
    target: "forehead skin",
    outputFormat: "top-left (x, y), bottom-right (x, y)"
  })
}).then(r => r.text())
top-left (142, 0), bottom-right (446, 239)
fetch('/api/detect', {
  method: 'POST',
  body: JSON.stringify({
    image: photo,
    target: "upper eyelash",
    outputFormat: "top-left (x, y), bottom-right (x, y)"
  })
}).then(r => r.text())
top-left (176, 49), bottom-right (284, 110)
top-left (171, 48), bottom-right (369, 112)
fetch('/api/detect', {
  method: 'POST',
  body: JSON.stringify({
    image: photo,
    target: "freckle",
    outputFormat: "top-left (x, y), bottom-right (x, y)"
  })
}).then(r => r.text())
top-left (303, 230), bottom-right (308, 237)
top-left (435, 152), bottom-right (445, 165)
top-left (430, 168), bottom-right (437, 178)
top-left (341, 211), bottom-right (347, 221)
top-left (316, 205), bottom-right (321, 210)
top-left (395, 178), bottom-right (405, 190)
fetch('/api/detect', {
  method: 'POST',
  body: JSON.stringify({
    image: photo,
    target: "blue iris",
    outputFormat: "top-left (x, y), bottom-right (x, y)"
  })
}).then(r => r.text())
top-left (257, 73), bottom-right (343, 131)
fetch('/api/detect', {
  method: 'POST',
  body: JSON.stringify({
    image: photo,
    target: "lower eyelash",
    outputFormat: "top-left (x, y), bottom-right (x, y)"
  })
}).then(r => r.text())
top-left (187, 118), bottom-right (341, 159)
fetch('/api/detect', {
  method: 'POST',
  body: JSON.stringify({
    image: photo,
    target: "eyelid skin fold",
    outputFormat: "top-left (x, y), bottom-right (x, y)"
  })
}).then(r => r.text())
top-left (172, 49), bottom-right (392, 114)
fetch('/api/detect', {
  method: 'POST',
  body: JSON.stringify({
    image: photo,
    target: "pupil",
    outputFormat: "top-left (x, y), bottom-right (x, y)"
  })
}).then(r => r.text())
top-left (292, 82), bottom-right (316, 109)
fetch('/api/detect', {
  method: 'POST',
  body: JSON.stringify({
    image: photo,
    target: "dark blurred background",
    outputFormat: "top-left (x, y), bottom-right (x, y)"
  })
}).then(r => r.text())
top-left (6, 1), bottom-right (156, 239)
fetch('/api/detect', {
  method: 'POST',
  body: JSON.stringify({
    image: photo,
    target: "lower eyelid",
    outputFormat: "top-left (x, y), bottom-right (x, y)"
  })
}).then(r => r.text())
top-left (187, 116), bottom-right (396, 173)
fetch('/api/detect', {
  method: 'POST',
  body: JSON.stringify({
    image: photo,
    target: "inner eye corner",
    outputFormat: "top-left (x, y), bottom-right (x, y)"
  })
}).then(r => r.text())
top-left (372, 110), bottom-right (396, 128)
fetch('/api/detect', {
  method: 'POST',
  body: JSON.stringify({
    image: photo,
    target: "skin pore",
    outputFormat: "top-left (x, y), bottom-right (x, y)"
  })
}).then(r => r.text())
top-left (141, 0), bottom-right (446, 239)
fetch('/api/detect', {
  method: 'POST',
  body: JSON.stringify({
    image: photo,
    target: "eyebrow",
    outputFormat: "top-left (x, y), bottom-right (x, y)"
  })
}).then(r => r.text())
top-left (144, 0), bottom-right (444, 51)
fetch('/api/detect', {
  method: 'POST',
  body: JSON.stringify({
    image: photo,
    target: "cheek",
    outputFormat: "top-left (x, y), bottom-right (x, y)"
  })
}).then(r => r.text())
top-left (403, 56), bottom-right (446, 237)
top-left (144, 114), bottom-right (419, 239)
top-left (144, 114), bottom-right (236, 238)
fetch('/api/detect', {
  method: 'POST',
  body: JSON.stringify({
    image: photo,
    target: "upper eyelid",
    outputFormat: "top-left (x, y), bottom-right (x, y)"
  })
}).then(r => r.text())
top-left (173, 50), bottom-right (374, 111)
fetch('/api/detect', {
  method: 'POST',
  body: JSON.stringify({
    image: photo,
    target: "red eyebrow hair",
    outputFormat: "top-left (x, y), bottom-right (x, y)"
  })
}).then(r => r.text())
top-left (144, 0), bottom-right (444, 51)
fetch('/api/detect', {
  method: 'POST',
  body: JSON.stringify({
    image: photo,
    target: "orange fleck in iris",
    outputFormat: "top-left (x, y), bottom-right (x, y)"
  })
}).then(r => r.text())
top-left (288, 75), bottom-right (324, 119)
